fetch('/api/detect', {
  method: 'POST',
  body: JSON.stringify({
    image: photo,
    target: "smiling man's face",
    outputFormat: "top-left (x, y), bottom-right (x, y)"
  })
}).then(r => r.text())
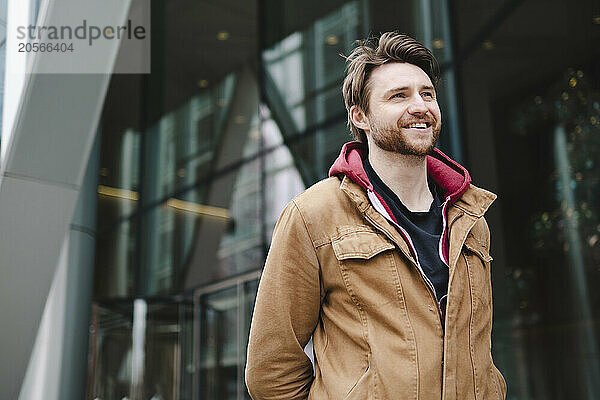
top-left (364, 62), bottom-right (441, 155)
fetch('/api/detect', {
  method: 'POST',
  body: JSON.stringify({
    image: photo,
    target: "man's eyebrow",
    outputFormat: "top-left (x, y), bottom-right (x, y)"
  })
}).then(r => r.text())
top-left (383, 85), bottom-right (435, 97)
top-left (383, 86), bottom-right (408, 96)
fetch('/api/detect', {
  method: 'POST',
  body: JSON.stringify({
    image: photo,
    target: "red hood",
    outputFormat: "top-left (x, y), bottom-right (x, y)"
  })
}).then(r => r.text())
top-left (328, 141), bottom-right (471, 205)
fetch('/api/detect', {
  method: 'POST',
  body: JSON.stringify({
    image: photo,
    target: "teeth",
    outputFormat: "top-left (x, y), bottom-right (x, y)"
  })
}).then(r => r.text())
top-left (408, 122), bottom-right (428, 129)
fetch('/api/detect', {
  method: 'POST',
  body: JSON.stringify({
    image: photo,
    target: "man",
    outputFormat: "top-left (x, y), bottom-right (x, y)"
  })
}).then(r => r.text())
top-left (246, 32), bottom-right (506, 400)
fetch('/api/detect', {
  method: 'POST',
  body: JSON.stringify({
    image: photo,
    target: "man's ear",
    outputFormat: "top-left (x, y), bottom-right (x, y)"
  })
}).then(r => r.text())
top-left (349, 105), bottom-right (370, 133)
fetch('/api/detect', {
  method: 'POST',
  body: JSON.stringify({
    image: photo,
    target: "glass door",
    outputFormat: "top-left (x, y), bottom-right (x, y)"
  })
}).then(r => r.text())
top-left (88, 299), bottom-right (193, 400)
top-left (88, 271), bottom-right (260, 400)
top-left (193, 271), bottom-right (260, 400)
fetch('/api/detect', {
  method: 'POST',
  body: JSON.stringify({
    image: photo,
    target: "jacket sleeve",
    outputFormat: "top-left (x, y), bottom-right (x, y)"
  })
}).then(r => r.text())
top-left (245, 200), bottom-right (321, 400)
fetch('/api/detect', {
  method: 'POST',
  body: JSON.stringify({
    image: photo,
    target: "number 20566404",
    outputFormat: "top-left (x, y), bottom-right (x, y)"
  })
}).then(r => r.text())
top-left (18, 42), bottom-right (74, 53)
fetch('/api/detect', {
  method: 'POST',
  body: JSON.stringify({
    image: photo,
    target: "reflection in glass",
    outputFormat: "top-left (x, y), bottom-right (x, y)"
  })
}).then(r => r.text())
top-left (97, 128), bottom-right (141, 230)
top-left (262, 107), bottom-right (305, 241)
top-left (553, 123), bottom-right (600, 397)
top-left (180, 303), bottom-right (195, 400)
top-left (196, 278), bottom-right (259, 400)
top-left (142, 75), bottom-right (237, 205)
top-left (88, 301), bottom-right (193, 400)
top-left (498, 68), bottom-right (600, 399)
top-left (199, 287), bottom-right (238, 400)
top-left (125, 66), bottom-right (264, 294)
top-left (139, 113), bottom-right (264, 293)
top-left (88, 303), bottom-right (133, 400)
top-left (215, 157), bottom-right (263, 279)
top-left (263, 1), bottom-right (363, 183)
top-left (414, 0), bottom-right (462, 160)
top-left (95, 221), bottom-right (137, 298)
top-left (241, 280), bottom-right (259, 400)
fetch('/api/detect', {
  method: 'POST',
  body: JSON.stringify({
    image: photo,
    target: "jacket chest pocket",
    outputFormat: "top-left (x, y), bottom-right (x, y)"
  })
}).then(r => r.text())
top-left (332, 230), bottom-right (399, 309)
top-left (463, 235), bottom-right (493, 314)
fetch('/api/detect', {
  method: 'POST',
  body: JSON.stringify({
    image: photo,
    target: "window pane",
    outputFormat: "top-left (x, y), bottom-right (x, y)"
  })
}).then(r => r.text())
top-left (97, 123), bottom-right (141, 231)
top-left (198, 287), bottom-right (239, 400)
top-left (94, 220), bottom-right (137, 298)
top-left (88, 301), bottom-right (191, 400)
top-left (140, 158), bottom-right (263, 294)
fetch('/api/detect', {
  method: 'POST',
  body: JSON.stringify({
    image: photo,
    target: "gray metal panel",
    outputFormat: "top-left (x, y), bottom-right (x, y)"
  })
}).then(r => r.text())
top-left (4, 74), bottom-right (109, 186)
top-left (0, 175), bottom-right (78, 399)
top-left (0, 0), bottom-right (132, 397)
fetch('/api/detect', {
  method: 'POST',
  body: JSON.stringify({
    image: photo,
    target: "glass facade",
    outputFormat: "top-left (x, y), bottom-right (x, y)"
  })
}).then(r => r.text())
top-left (87, 0), bottom-right (600, 399)
top-left (453, 1), bottom-right (600, 398)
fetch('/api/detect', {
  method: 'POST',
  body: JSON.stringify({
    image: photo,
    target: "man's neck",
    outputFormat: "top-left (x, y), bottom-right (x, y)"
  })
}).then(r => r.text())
top-left (367, 142), bottom-right (433, 212)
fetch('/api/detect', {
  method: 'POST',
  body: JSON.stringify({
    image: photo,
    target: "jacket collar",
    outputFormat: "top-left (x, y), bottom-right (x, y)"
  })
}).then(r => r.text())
top-left (452, 185), bottom-right (497, 218)
top-left (329, 141), bottom-right (477, 209)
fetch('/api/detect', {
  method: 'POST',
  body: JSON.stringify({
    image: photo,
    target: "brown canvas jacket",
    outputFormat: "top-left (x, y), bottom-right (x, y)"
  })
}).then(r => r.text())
top-left (246, 143), bottom-right (507, 400)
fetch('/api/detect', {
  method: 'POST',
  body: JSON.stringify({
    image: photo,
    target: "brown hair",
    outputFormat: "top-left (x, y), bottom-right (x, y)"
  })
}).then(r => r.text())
top-left (342, 32), bottom-right (440, 143)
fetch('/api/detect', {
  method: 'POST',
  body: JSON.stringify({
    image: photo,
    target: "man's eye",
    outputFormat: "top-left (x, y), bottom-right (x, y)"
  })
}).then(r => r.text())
top-left (392, 93), bottom-right (406, 99)
top-left (422, 92), bottom-right (434, 98)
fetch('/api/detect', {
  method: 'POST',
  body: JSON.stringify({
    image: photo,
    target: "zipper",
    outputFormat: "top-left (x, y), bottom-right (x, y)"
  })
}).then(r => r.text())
top-left (364, 209), bottom-right (442, 323)
top-left (438, 197), bottom-right (451, 267)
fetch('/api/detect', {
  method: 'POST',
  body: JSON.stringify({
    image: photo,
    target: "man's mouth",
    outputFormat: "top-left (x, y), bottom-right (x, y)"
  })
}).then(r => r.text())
top-left (403, 121), bottom-right (431, 129)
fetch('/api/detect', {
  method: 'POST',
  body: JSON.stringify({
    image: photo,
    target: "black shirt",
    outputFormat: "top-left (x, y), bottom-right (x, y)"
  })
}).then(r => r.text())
top-left (363, 158), bottom-right (449, 302)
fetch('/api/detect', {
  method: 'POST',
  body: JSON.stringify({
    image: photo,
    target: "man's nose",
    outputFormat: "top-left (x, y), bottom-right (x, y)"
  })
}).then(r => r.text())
top-left (407, 94), bottom-right (428, 115)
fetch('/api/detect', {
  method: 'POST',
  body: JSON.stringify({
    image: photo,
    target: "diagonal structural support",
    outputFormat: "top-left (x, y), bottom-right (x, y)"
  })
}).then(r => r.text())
top-left (0, 0), bottom-right (133, 398)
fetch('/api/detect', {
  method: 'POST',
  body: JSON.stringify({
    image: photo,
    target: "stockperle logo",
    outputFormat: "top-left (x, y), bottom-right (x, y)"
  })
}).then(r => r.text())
top-left (16, 19), bottom-right (147, 47)
top-left (8, 0), bottom-right (151, 74)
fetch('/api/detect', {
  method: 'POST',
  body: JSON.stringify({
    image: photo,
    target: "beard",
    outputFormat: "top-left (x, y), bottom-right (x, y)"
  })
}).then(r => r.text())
top-left (369, 115), bottom-right (441, 156)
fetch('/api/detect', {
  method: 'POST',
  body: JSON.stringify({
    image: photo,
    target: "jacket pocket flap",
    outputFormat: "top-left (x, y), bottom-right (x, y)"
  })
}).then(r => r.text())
top-left (464, 236), bottom-right (493, 262)
top-left (332, 231), bottom-right (394, 260)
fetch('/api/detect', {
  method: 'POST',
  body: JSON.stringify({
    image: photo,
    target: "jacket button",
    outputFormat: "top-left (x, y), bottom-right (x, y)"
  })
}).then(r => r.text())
top-left (428, 305), bottom-right (434, 312)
